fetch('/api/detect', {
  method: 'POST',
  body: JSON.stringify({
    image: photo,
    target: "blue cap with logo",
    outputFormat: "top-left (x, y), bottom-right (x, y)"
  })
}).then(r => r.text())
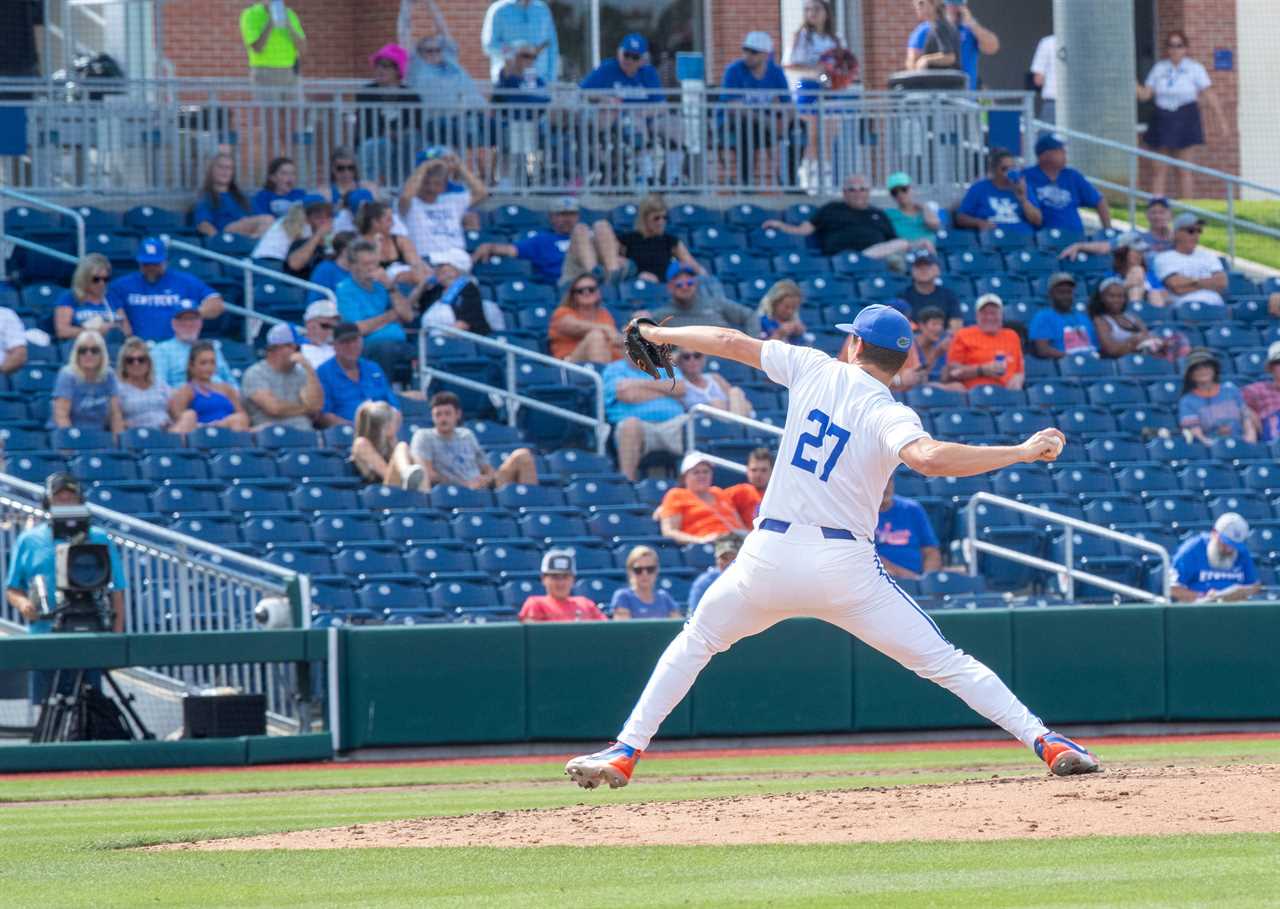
top-left (665, 260), bottom-right (699, 282)
top-left (1034, 133), bottom-right (1065, 156)
top-left (136, 236), bottom-right (167, 264)
top-left (835, 304), bottom-right (914, 353)
top-left (619, 33), bottom-right (649, 55)
top-left (415, 145), bottom-right (450, 166)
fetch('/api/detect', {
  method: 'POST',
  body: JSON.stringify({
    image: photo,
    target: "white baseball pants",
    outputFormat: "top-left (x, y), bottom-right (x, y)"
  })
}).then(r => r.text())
top-left (618, 524), bottom-right (1051, 752)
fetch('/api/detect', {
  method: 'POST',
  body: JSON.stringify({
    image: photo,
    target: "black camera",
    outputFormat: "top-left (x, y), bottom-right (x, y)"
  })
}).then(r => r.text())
top-left (35, 505), bottom-right (113, 633)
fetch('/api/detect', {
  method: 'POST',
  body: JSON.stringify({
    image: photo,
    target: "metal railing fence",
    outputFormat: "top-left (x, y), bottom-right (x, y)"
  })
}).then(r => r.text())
top-left (0, 187), bottom-right (86, 257)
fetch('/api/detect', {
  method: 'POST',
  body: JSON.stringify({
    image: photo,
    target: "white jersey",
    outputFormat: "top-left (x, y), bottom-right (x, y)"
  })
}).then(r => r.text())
top-left (757, 340), bottom-right (929, 539)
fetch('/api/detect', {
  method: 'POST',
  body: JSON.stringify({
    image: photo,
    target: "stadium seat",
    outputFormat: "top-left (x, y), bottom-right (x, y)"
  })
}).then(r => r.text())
top-left (431, 484), bottom-right (496, 511)
top-left (588, 507), bottom-right (658, 539)
top-left (375, 510), bottom-right (449, 543)
top-left (152, 484), bottom-right (222, 515)
top-left (1054, 406), bottom-right (1118, 435)
top-left (70, 452), bottom-right (138, 483)
top-left (1084, 437), bottom-right (1146, 465)
top-left (361, 485), bottom-right (432, 513)
top-left (1144, 436), bottom-right (1211, 466)
top-left (1116, 354), bottom-right (1174, 378)
top-left (1211, 437), bottom-right (1270, 464)
top-left (1085, 380), bottom-right (1146, 407)
top-left (1058, 354), bottom-right (1117, 380)
top-left (1114, 464), bottom-right (1178, 496)
top-left (207, 449), bottom-right (277, 480)
top-left (451, 511), bottom-right (519, 542)
top-left (475, 540), bottom-right (543, 576)
top-left (905, 386), bottom-right (966, 410)
top-left (404, 542), bottom-right (478, 577)
top-left (357, 578), bottom-right (427, 613)
top-left (430, 580), bottom-right (500, 613)
top-left (243, 513), bottom-right (312, 544)
top-left (12, 367), bottom-right (57, 397)
top-left (927, 473), bottom-right (990, 502)
top-left (1115, 406), bottom-right (1177, 438)
top-left (519, 510), bottom-right (590, 540)
top-left (830, 250), bottom-right (889, 277)
top-left (495, 484), bottom-right (566, 511)
top-left (1207, 493), bottom-right (1271, 525)
top-left (994, 409), bottom-right (1054, 437)
top-left (123, 205), bottom-right (181, 233)
top-left (634, 478), bottom-right (676, 506)
top-left (221, 482), bottom-right (292, 513)
top-left (1240, 464), bottom-right (1280, 496)
top-left (1082, 495), bottom-right (1148, 528)
top-left (170, 514), bottom-right (241, 546)
top-left (1145, 493), bottom-right (1211, 529)
top-left (1026, 381), bottom-right (1085, 408)
top-left (992, 466), bottom-right (1054, 498)
top-left (266, 546), bottom-right (335, 576)
top-left (120, 426), bottom-right (184, 451)
top-left (275, 448), bottom-right (349, 479)
top-left (967, 384), bottom-right (1027, 409)
top-left (333, 542), bottom-right (407, 577)
top-left (184, 426), bottom-right (253, 451)
top-left (932, 409), bottom-right (996, 439)
top-left (724, 203), bottom-right (771, 231)
top-left (140, 451), bottom-right (209, 481)
top-left (47, 427), bottom-right (113, 453)
top-left (305, 508), bottom-right (379, 542)
top-left (565, 477), bottom-right (637, 508)
top-left (1052, 464), bottom-right (1117, 497)
top-left (919, 572), bottom-right (986, 599)
top-left (1179, 463), bottom-right (1243, 494)
top-left (85, 484), bottom-right (150, 514)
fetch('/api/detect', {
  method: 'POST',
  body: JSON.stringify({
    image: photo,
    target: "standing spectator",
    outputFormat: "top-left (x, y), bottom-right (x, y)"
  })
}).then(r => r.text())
top-left (355, 44), bottom-right (419, 187)
top-left (300, 300), bottom-right (338, 368)
top-left (239, 1), bottom-right (306, 89)
top-left (676, 347), bottom-right (753, 418)
top-left (240, 323), bottom-right (323, 430)
top-left (307, 232), bottom-right (356, 303)
top-left (757, 279), bottom-right (807, 343)
top-left (356, 200), bottom-right (429, 286)
top-left (518, 549), bottom-right (607, 623)
top-left (580, 33), bottom-right (664, 101)
top-left (418, 249), bottom-right (495, 336)
top-left (1179, 349), bottom-right (1257, 445)
top-left (1140, 196), bottom-right (1176, 253)
top-left (472, 197), bottom-right (626, 288)
top-left (1170, 512), bottom-right (1261, 603)
top-left (652, 262), bottom-right (753, 330)
top-left (316, 323), bottom-right (399, 426)
top-left (762, 175), bottom-right (934, 259)
top-left (943, 294), bottom-right (1024, 390)
top-left (783, 1), bottom-right (843, 190)
top-left (1155, 214), bottom-right (1227, 308)
top-left (108, 238), bottom-right (225, 341)
top-left (954, 148), bottom-right (1043, 235)
top-left (1029, 273), bottom-right (1098, 360)
top-left (1242, 342), bottom-right (1280, 443)
top-left (610, 545), bottom-right (682, 620)
top-left (899, 253), bottom-right (961, 328)
top-left (884, 172), bottom-right (941, 242)
top-left (942, 0), bottom-right (998, 88)
top-left (398, 154), bottom-right (487, 264)
top-left (481, 0), bottom-right (558, 84)
top-left (55, 254), bottom-right (131, 341)
top-left (875, 475), bottom-right (941, 579)
top-left (616, 195), bottom-right (701, 283)
top-left (115, 337), bottom-right (194, 433)
top-left (350, 400), bottom-right (424, 490)
top-left (547, 274), bottom-right (623, 364)
top-left (1023, 135), bottom-right (1111, 233)
top-left (489, 41), bottom-right (553, 183)
top-left (336, 239), bottom-right (417, 382)
top-left (193, 153), bottom-right (274, 238)
top-left (719, 32), bottom-right (793, 189)
top-left (1089, 277), bottom-right (1175, 361)
top-left (723, 447), bottom-right (772, 526)
top-left (169, 341), bottom-right (249, 430)
top-left (688, 535), bottom-right (741, 615)
top-left (409, 390), bottom-right (537, 491)
top-left (252, 157), bottom-right (306, 217)
top-left (1030, 34), bottom-right (1057, 124)
top-left (49, 331), bottom-right (123, 433)
top-left (1136, 31), bottom-right (1228, 201)
top-left (604, 354), bottom-right (687, 481)
top-left (150, 306), bottom-right (236, 389)
top-left (657, 453), bottom-right (751, 545)
top-left (907, 0), bottom-right (997, 88)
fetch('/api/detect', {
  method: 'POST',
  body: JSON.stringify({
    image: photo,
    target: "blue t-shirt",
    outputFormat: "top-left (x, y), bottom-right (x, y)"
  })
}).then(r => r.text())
top-left (1028, 308), bottom-right (1098, 355)
top-left (579, 58), bottom-right (664, 102)
top-left (875, 495), bottom-right (939, 575)
top-left (603, 359), bottom-right (684, 424)
top-left (307, 260), bottom-right (350, 303)
top-left (316, 356), bottom-right (398, 423)
top-left (493, 71), bottom-right (551, 107)
top-left (688, 566), bottom-right (720, 615)
top-left (194, 191), bottom-right (250, 232)
top-left (1022, 166), bottom-right (1102, 234)
top-left (957, 179), bottom-right (1038, 234)
top-left (336, 278), bottom-right (406, 345)
top-left (6, 524), bottom-right (127, 634)
top-left (53, 290), bottom-right (125, 331)
top-left (1179, 383), bottom-right (1248, 439)
top-left (609, 587), bottom-right (679, 619)
top-left (908, 21), bottom-right (980, 88)
top-left (720, 58), bottom-right (791, 104)
top-left (515, 230), bottom-right (571, 284)
top-left (251, 188), bottom-right (306, 217)
top-left (107, 270), bottom-right (218, 341)
top-left (50, 367), bottom-right (118, 430)
top-left (1172, 533), bottom-right (1257, 595)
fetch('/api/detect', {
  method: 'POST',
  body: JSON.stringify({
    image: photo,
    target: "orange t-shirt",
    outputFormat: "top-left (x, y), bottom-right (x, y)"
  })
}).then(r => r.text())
top-left (723, 482), bottom-right (763, 527)
top-left (657, 487), bottom-right (751, 538)
top-left (548, 305), bottom-right (621, 360)
top-left (945, 326), bottom-right (1024, 389)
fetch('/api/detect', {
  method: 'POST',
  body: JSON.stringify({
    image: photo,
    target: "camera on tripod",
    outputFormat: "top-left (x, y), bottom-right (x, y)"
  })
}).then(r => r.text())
top-left (34, 505), bottom-right (114, 634)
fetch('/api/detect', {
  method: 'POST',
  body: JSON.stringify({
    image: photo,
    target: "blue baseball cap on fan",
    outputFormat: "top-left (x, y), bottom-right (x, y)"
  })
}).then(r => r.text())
top-left (835, 304), bottom-right (914, 352)
top-left (619, 33), bottom-right (649, 55)
top-left (136, 236), bottom-right (167, 264)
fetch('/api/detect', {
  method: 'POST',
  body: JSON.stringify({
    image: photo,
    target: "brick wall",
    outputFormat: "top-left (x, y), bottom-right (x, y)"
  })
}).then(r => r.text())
top-left (862, 0), bottom-right (917, 90)
top-left (709, 1), bottom-right (781, 83)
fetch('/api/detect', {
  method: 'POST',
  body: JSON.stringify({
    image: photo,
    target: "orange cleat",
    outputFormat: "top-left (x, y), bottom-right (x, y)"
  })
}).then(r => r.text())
top-left (1035, 732), bottom-right (1101, 776)
top-left (565, 742), bottom-right (642, 789)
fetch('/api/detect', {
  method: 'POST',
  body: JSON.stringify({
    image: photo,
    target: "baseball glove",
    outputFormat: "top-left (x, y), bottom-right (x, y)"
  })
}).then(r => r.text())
top-left (623, 317), bottom-right (676, 381)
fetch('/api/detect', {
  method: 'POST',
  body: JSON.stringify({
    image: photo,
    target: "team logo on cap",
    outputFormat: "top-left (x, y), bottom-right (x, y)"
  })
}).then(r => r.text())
top-left (896, 336), bottom-right (911, 350)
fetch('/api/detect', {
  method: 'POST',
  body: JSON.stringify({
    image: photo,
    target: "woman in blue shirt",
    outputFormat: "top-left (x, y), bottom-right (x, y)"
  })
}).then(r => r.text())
top-left (193, 153), bottom-right (274, 238)
top-left (609, 545), bottom-right (682, 620)
top-left (252, 157), bottom-right (307, 217)
top-left (50, 331), bottom-right (123, 432)
top-left (1178, 349), bottom-right (1258, 446)
top-left (54, 254), bottom-right (131, 341)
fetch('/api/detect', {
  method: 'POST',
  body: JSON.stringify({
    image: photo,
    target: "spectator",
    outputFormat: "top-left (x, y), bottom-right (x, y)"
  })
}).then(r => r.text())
top-left (398, 154), bottom-right (487, 264)
top-left (1023, 135), bottom-right (1111, 233)
top-left (783, 1), bottom-right (843, 189)
top-left (252, 156), bottom-right (306, 217)
top-left (954, 148), bottom-right (1043, 234)
top-left (350, 399), bottom-right (424, 490)
top-left (657, 452), bottom-right (751, 545)
top-left (170, 341), bottom-right (250, 430)
top-left (239, 1), bottom-right (306, 89)
top-left (688, 535), bottom-right (741, 615)
top-left (943, 294), bottom-right (1024, 390)
top-left (240, 323), bottom-right (323, 430)
top-left (1170, 512), bottom-right (1261, 603)
top-left (336, 239), bottom-right (416, 381)
top-left (579, 33), bottom-right (663, 101)
top-left (150, 306), bottom-right (236, 389)
top-left (905, 0), bottom-right (959, 72)
top-left (547, 274), bottom-right (623, 364)
top-left (1179, 349), bottom-right (1257, 445)
top-left (116, 337), bottom-right (194, 433)
top-left (1089, 277), bottom-right (1175, 360)
top-left (300, 300), bottom-right (338, 368)
top-left (651, 262), bottom-right (754, 330)
top-left (899, 253), bottom-right (961, 328)
top-left (411, 391), bottom-right (536, 490)
top-left (325, 147), bottom-right (377, 214)
top-left (316, 322), bottom-right (399, 426)
top-left (1108, 232), bottom-right (1166, 307)
top-left (307, 231), bottom-right (357, 303)
top-left (1140, 196), bottom-right (1176, 254)
top-left (355, 45), bottom-right (419, 187)
top-left (518, 549), bottom-right (607, 623)
top-left (1242, 342), bottom-right (1280, 443)
top-left (481, 0), bottom-right (558, 84)
top-left (356, 200), bottom-right (429, 286)
top-left (676, 346), bottom-right (753, 417)
top-left (875, 475), bottom-right (941, 579)
top-left (910, 306), bottom-right (955, 386)
top-left (884, 172), bottom-right (941, 242)
top-left (1030, 34), bottom-right (1057, 124)
top-left (419, 249), bottom-right (495, 336)
top-left (281, 197), bottom-right (336, 280)
top-left (757, 279), bottom-right (807, 343)
top-left (107, 238), bottom-right (225, 342)
top-left (473, 197), bottom-right (627, 288)
top-left (193, 153), bottom-right (273, 238)
top-left (762, 174), bottom-right (934, 260)
top-left (55, 254), bottom-right (131, 341)
top-left (1029, 273), bottom-right (1098, 360)
top-left (616, 195), bottom-right (701, 283)
top-left (722, 447), bottom-right (772, 526)
top-left (49, 331), bottom-right (123, 433)
top-left (603, 353), bottom-right (687, 481)
top-left (490, 41), bottom-right (553, 179)
top-left (1155, 214), bottom-right (1228, 309)
top-left (940, 0), bottom-right (999, 88)
top-left (1136, 31), bottom-right (1228, 200)
top-left (719, 32), bottom-right (793, 188)
top-left (0, 300), bottom-right (25, 377)
top-left (610, 545), bottom-right (682, 620)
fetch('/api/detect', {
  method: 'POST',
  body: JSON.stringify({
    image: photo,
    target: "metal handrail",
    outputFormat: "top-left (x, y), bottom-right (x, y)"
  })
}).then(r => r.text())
top-left (682, 402), bottom-right (783, 451)
top-left (964, 492), bottom-right (1171, 604)
top-left (0, 188), bottom-right (86, 258)
top-left (0, 231), bottom-right (79, 266)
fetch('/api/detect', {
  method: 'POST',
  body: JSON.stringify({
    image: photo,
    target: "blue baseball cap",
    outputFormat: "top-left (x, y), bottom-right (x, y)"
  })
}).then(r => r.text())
top-left (415, 145), bottom-right (450, 166)
top-left (342, 188), bottom-right (375, 212)
top-left (665, 260), bottom-right (698, 282)
top-left (1035, 133), bottom-right (1065, 156)
top-left (136, 237), bottom-right (167, 264)
top-left (835, 304), bottom-right (914, 353)
top-left (619, 33), bottom-right (649, 55)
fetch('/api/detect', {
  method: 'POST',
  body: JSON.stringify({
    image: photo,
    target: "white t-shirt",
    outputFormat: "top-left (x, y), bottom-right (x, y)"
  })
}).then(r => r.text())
top-left (785, 30), bottom-right (840, 68)
top-left (332, 208), bottom-right (409, 237)
top-left (1144, 59), bottom-right (1210, 111)
top-left (300, 341), bottom-right (333, 368)
top-left (757, 340), bottom-right (929, 540)
top-left (1154, 246), bottom-right (1225, 306)
top-left (1030, 36), bottom-right (1056, 101)
top-left (403, 186), bottom-right (472, 261)
top-left (0, 307), bottom-right (28, 359)
top-left (251, 219), bottom-right (311, 261)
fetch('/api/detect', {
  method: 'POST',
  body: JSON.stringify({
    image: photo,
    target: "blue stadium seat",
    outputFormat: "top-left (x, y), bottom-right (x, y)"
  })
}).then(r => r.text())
top-left (993, 466), bottom-right (1054, 498)
top-left (904, 385), bottom-right (965, 410)
top-left (171, 514), bottom-right (242, 546)
top-left (123, 205), bottom-right (182, 233)
top-left (84, 231), bottom-right (137, 265)
top-left (1233, 349), bottom-right (1269, 376)
top-left (1085, 437), bottom-right (1146, 465)
top-left (1054, 405), bottom-right (1118, 435)
top-left (799, 275), bottom-right (852, 303)
top-left (0, 426), bottom-right (47, 451)
top-left (773, 251), bottom-right (830, 277)
top-left (1145, 493), bottom-right (1211, 528)
top-left (1085, 380), bottom-right (1146, 407)
top-left (186, 426), bottom-right (255, 451)
top-left (1058, 354), bottom-right (1117, 380)
top-left (1232, 298), bottom-right (1271, 324)
top-left (1036, 228), bottom-right (1084, 252)
top-left (982, 226), bottom-right (1034, 251)
top-left (311, 511), bottom-right (382, 543)
top-left (70, 452), bottom-right (137, 483)
top-left (634, 478), bottom-right (676, 506)
top-left (565, 477), bottom-right (638, 508)
top-left (361, 485), bottom-right (432, 512)
top-left (947, 250), bottom-right (1002, 276)
top-left (12, 366), bottom-right (57, 396)
top-left (49, 426), bottom-right (116, 452)
top-left (927, 473), bottom-right (990, 502)
top-left (974, 274), bottom-right (1029, 300)
top-left (254, 425), bottom-right (318, 450)
top-left (496, 483), bottom-right (567, 510)
top-left (618, 278), bottom-right (668, 308)
top-left (402, 542), bottom-right (476, 577)
top-left (1052, 464), bottom-right (1117, 496)
top-left (519, 510), bottom-right (589, 540)
top-left (140, 451), bottom-right (209, 481)
top-left (1203, 323), bottom-right (1260, 351)
top-left (543, 448), bottom-right (612, 478)
top-left (376, 510), bottom-right (449, 543)
top-left (1211, 437), bottom-right (1270, 464)
top-left (667, 202), bottom-right (719, 229)
top-left (968, 384), bottom-right (1027, 409)
top-left (1025, 381), bottom-right (1084, 408)
top-left (1114, 464), bottom-right (1178, 496)
top-left (431, 484), bottom-right (496, 510)
top-left (495, 279), bottom-right (556, 307)
top-left (242, 513), bottom-right (312, 544)
top-left (852, 275), bottom-right (903, 301)
top-left (208, 449), bottom-right (277, 480)
top-left (488, 203), bottom-right (544, 232)
top-left (1178, 463), bottom-right (1243, 494)
top-left (724, 203), bottom-right (772, 231)
top-left (120, 426), bottom-right (183, 451)
top-left (430, 580), bottom-right (500, 613)
top-left (472, 255), bottom-right (531, 282)
top-left (919, 572), bottom-right (986, 599)
top-left (1082, 495), bottom-right (1148, 527)
top-left (1173, 299), bottom-right (1223, 324)
top-left (4, 206), bottom-right (66, 233)
top-left (713, 251), bottom-right (769, 282)
top-left (357, 578), bottom-right (427, 613)
top-left (512, 303), bottom-right (553, 333)
top-left (334, 545), bottom-right (406, 579)
top-left (829, 250), bottom-right (889, 277)
top-left (689, 225), bottom-right (741, 254)
top-left (588, 507), bottom-right (658, 539)
top-left (1114, 405), bottom-right (1177, 438)
top-left (220, 481), bottom-right (291, 513)
top-left (1206, 493), bottom-right (1270, 525)
top-left (932, 409), bottom-right (996, 439)
top-left (152, 483), bottom-right (222, 515)
top-left (1240, 464), bottom-right (1280, 496)
top-left (451, 511), bottom-right (519, 541)
top-left (266, 545), bottom-right (335, 576)
top-left (704, 357), bottom-right (756, 385)
top-left (85, 484), bottom-right (150, 514)
top-left (994, 410), bottom-right (1054, 437)
top-left (275, 448), bottom-right (349, 479)
top-left (1144, 436), bottom-right (1211, 465)
top-left (476, 540), bottom-right (543, 576)
top-left (1116, 354), bottom-right (1175, 378)
top-left (1003, 248), bottom-right (1057, 275)
top-left (501, 577), bottom-right (543, 608)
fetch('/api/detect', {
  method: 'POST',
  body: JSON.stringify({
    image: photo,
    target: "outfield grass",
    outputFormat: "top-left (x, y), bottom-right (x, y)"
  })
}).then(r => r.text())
top-left (1121, 199), bottom-right (1280, 270)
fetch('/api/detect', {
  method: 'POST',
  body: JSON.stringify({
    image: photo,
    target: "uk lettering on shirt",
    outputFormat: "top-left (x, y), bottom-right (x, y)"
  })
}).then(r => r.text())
top-left (988, 196), bottom-right (1021, 223)
top-left (1062, 326), bottom-right (1094, 353)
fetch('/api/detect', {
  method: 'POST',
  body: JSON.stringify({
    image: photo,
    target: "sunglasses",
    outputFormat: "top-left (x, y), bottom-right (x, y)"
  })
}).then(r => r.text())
top-left (572, 284), bottom-right (600, 295)
top-left (649, 213), bottom-right (668, 221)
top-left (317, 321), bottom-right (338, 330)
top-left (123, 355), bottom-right (148, 365)
top-left (844, 185), bottom-right (869, 192)
top-left (1168, 42), bottom-right (1186, 49)
top-left (333, 163), bottom-right (356, 172)
top-left (622, 51), bottom-right (643, 61)
top-left (78, 347), bottom-right (103, 356)
top-left (518, 53), bottom-right (537, 60)
top-left (1183, 227), bottom-right (1203, 235)
top-left (630, 565), bottom-right (658, 575)
top-left (673, 278), bottom-right (696, 289)
top-left (678, 351), bottom-right (703, 360)
top-left (421, 46), bottom-right (444, 55)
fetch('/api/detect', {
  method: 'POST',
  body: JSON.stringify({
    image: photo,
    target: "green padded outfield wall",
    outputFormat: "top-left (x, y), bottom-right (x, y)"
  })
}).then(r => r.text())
top-left (1165, 604), bottom-right (1280, 719)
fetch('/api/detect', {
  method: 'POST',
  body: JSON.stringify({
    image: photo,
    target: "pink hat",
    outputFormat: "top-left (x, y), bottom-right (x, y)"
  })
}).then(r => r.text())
top-left (370, 44), bottom-right (408, 81)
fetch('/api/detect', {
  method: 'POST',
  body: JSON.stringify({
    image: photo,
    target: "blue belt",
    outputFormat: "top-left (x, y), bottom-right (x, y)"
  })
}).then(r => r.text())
top-left (759, 518), bottom-right (859, 542)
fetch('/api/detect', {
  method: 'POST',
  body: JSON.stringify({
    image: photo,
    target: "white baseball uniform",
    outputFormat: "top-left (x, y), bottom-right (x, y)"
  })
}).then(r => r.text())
top-left (618, 341), bottom-right (1052, 752)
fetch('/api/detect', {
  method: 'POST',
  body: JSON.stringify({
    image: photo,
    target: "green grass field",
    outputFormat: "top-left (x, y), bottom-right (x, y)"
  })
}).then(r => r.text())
top-left (1120, 199), bottom-right (1280, 270)
top-left (3, 736), bottom-right (1279, 908)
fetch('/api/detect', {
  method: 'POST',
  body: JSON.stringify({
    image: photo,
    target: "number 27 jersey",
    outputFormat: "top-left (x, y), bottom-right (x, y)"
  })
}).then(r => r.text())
top-left (756, 341), bottom-right (930, 540)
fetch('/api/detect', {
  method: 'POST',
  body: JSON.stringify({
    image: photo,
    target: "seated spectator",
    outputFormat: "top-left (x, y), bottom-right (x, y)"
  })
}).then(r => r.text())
top-left (1029, 273), bottom-right (1098, 360)
top-left (1023, 135), bottom-right (1111, 233)
top-left (518, 549), bottom-right (607, 623)
top-left (355, 44), bottom-right (420, 186)
top-left (1111, 232), bottom-right (1166, 308)
top-left (115, 337), bottom-right (194, 433)
top-left (651, 262), bottom-right (754, 330)
top-left (953, 147), bottom-right (1042, 234)
top-left (55, 254), bottom-right (131, 341)
top-left (193, 152), bottom-right (274, 238)
top-left (482, 0), bottom-right (558, 83)
top-left (355, 200), bottom-right (429, 286)
top-left (657, 452), bottom-right (752, 545)
top-left (884, 171), bottom-right (942, 241)
top-left (899, 252), bottom-right (961, 328)
top-left (610, 545), bottom-right (682, 620)
top-left (419, 249), bottom-right (494, 336)
top-left (169, 341), bottom-right (249, 430)
top-left (757, 280), bottom-right (807, 343)
top-left (251, 197), bottom-right (334, 279)
top-left (49, 331), bottom-right (123, 433)
top-left (722, 446), bottom-right (772, 525)
top-left (398, 154), bottom-right (487, 264)
top-left (1242, 341), bottom-right (1280, 442)
top-left (300, 300), bottom-right (338, 368)
top-left (614, 196), bottom-right (701, 283)
top-left (307, 231), bottom-right (356, 303)
top-left (1170, 512), bottom-right (1261, 603)
top-left (1179, 349), bottom-right (1257, 445)
top-left (350, 400), bottom-right (423, 490)
top-left (240, 323), bottom-right (323, 430)
top-left (1155, 214), bottom-right (1227, 308)
top-left (151, 305), bottom-right (236, 388)
top-left (108, 238), bottom-right (225, 341)
top-left (875, 475), bottom-right (941, 579)
top-left (762, 174), bottom-right (934, 260)
top-left (547, 274), bottom-right (623, 364)
top-left (676, 347), bottom-right (753, 417)
top-left (252, 156), bottom-right (306, 217)
top-left (943, 294), bottom-right (1024, 390)
top-left (410, 391), bottom-right (536, 490)
top-left (604, 353), bottom-right (687, 481)
top-left (688, 535), bottom-right (741, 615)
top-left (325, 147), bottom-right (378, 218)
top-left (719, 32), bottom-right (793, 188)
top-left (0, 302), bottom-right (27, 376)
top-left (910, 306), bottom-right (955, 386)
top-left (1139, 196), bottom-right (1176, 253)
top-left (472, 196), bottom-right (627, 288)
top-left (1089, 277), bottom-right (1178, 360)
top-left (336, 239), bottom-right (417, 382)
top-left (316, 322), bottom-right (399, 426)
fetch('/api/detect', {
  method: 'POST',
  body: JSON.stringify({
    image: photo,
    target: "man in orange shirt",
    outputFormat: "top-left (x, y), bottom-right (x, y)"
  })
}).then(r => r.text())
top-left (547, 273), bottom-right (623, 363)
top-left (656, 452), bottom-right (752, 544)
top-left (518, 549), bottom-right (608, 622)
top-left (943, 293), bottom-right (1024, 390)
top-left (724, 446), bottom-right (772, 525)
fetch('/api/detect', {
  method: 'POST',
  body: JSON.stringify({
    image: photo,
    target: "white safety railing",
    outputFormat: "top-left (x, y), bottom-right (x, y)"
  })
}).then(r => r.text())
top-left (682, 402), bottom-right (783, 452)
top-left (0, 187), bottom-right (86, 257)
